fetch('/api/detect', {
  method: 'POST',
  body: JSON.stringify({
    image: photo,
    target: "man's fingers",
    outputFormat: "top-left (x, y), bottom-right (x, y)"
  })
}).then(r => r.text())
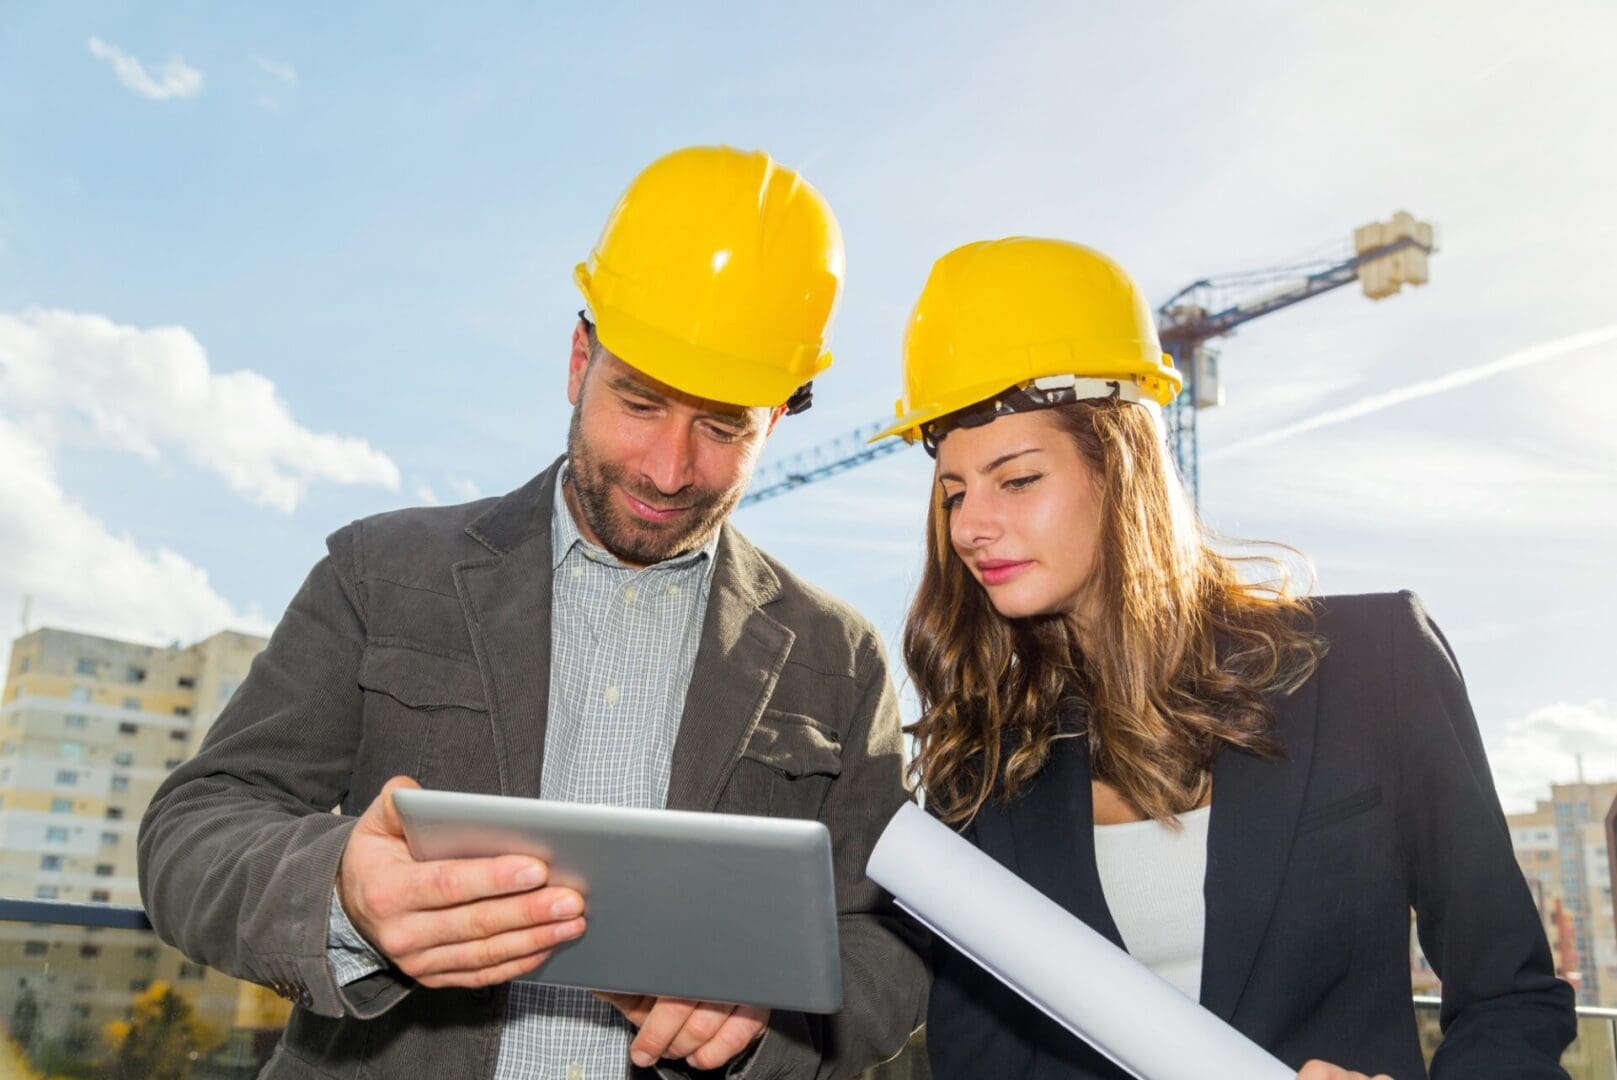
top-left (414, 947), bottom-right (557, 990)
top-left (379, 885), bottom-right (582, 953)
top-left (593, 991), bottom-right (655, 1026)
top-left (687, 1006), bottom-right (768, 1071)
top-left (392, 916), bottom-right (585, 979)
top-left (373, 775), bottom-right (422, 838)
top-left (388, 853), bottom-right (552, 913)
top-left (628, 998), bottom-right (699, 1068)
top-left (661, 1001), bottom-right (734, 1061)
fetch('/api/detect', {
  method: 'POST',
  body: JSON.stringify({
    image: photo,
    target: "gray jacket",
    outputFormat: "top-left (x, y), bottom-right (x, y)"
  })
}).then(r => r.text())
top-left (138, 458), bottom-right (926, 1079)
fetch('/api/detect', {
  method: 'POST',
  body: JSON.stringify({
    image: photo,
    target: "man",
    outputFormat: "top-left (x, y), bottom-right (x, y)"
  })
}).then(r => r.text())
top-left (138, 146), bottom-right (925, 1080)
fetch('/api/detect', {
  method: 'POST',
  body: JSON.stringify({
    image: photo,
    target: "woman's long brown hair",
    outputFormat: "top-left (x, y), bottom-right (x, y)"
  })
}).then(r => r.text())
top-left (904, 398), bottom-right (1324, 825)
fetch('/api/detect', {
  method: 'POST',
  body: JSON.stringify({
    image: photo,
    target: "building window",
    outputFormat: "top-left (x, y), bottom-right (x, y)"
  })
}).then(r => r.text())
top-left (90, 889), bottom-right (110, 902)
top-left (172, 706), bottom-right (191, 717)
top-left (118, 722), bottom-right (138, 735)
top-left (164, 758), bottom-right (184, 769)
top-left (35, 885), bottom-right (58, 899)
top-left (51, 798), bottom-right (73, 813)
top-left (134, 946), bottom-right (157, 962)
top-left (105, 807), bottom-right (124, 820)
top-left (69, 687), bottom-right (91, 703)
top-left (24, 941), bottom-right (47, 957)
top-left (79, 944), bottom-right (100, 959)
top-left (55, 769), bottom-right (78, 786)
top-left (40, 855), bottom-right (62, 871)
top-left (100, 831), bottom-right (119, 847)
top-left (74, 658), bottom-right (97, 676)
top-left (65, 714), bottom-right (87, 730)
top-left (46, 826), bottom-right (69, 843)
top-left (18, 656), bottom-right (29, 673)
top-left (114, 750), bottom-right (134, 766)
top-left (59, 741), bottom-right (83, 759)
top-left (129, 979), bottom-right (149, 993)
top-left (169, 729), bottom-right (187, 741)
top-left (177, 675), bottom-right (196, 689)
top-left (94, 864), bottom-right (113, 877)
top-left (111, 776), bottom-right (129, 793)
top-left (178, 962), bottom-right (205, 981)
top-left (71, 1003), bottom-right (91, 1019)
top-left (121, 697), bottom-right (139, 711)
top-left (126, 667), bottom-right (146, 684)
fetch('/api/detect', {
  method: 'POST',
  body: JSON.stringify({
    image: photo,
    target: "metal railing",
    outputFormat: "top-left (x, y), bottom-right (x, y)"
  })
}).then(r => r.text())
top-left (2, 899), bottom-right (1611, 1079)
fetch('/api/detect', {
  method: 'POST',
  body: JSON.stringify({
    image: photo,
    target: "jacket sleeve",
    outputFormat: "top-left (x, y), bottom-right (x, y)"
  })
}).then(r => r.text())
top-left (137, 523), bottom-right (413, 1020)
top-left (1395, 591), bottom-right (1577, 1077)
top-left (737, 634), bottom-right (928, 1080)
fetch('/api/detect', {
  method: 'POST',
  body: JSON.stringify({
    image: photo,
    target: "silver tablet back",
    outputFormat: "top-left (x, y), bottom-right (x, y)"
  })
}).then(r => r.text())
top-left (393, 788), bottom-right (843, 1013)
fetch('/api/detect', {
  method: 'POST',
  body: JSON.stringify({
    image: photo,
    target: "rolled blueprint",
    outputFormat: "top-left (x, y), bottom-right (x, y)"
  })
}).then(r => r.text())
top-left (867, 802), bottom-right (1292, 1080)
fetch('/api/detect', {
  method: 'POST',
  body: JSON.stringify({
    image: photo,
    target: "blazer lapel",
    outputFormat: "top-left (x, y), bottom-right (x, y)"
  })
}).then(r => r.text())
top-left (1199, 673), bottom-right (1321, 1021)
top-left (1002, 731), bottom-right (1127, 951)
top-left (453, 459), bottom-right (563, 798)
top-left (664, 525), bottom-right (795, 813)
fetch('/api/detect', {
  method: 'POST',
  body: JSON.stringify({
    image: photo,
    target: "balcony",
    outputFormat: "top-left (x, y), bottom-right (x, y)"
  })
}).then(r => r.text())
top-left (1, 900), bottom-right (1610, 1078)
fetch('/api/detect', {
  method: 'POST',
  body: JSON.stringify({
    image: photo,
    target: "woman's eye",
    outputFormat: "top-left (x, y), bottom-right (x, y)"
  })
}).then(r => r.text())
top-left (1005, 473), bottom-right (1041, 491)
top-left (941, 490), bottom-right (964, 510)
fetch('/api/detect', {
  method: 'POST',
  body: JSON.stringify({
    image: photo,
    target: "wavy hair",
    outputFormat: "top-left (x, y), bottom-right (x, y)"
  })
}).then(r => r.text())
top-left (904, 398), bottom-right (1325, 825)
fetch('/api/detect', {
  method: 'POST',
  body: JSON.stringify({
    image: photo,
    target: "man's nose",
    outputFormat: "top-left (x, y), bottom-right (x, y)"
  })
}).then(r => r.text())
top-left (639, 422), bottom-right (696, 496)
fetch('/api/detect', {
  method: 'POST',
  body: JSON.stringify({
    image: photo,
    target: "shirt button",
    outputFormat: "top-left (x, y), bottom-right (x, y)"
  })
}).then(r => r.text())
top-left (571, 566), bottom-right (583, 579)
top-left (604, 686), bottom-right (620, 705)
top-left (567, 1065), bottom-right (584, 1080)
top-left (624, 585), bottom-right (638, 602)
top-left (667, 584), bottom-right (681, 596)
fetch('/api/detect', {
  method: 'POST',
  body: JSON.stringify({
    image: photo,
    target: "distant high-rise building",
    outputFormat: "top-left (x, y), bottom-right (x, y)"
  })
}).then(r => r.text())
top-left (1508, 782), bottom-right (1617, 1006)
top-left (0, 626), bottom-right (280, 1058)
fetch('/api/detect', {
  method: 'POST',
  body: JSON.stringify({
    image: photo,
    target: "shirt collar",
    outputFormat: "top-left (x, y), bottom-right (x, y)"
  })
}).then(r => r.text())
top-left (551, 461), bottom-right (721, 572)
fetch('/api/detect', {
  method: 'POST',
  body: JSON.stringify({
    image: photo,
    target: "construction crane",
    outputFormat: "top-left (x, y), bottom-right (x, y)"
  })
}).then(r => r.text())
top-left (740, 213), bottom-right (1436, 508)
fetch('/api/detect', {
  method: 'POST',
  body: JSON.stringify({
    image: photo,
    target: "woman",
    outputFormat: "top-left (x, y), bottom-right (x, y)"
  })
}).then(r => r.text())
top-left (873, 238), bottom-right (1575, 1079)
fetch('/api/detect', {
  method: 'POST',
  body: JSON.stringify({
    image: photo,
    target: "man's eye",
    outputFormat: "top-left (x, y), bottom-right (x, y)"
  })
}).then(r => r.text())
top-left (703, 422), bottom-right (744, 442)
top-left (622, 399), bottom-right (658, 415)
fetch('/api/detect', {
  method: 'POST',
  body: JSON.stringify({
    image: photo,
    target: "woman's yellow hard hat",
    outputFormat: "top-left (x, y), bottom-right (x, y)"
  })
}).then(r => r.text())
top-left (873, 237), bottom-right (1182, 447)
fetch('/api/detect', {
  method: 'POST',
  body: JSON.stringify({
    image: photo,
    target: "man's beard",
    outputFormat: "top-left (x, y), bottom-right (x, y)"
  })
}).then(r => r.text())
top-left (565, 409), bottom-right (739, 565)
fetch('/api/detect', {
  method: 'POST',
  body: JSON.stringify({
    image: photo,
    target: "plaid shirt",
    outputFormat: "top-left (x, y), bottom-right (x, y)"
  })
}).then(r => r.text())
top-left (330, 465), bottom-right (718, 1079)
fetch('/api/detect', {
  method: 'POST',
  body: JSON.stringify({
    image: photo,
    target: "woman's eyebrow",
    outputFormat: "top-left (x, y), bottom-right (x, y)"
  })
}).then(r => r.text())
top-left (938, 447), bottom-right (1042, 483)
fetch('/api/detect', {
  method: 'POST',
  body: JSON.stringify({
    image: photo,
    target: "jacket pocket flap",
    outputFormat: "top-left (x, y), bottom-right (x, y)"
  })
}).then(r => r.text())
top-left (743, 711), bottom-right (843, 778)
top-left (1297, 784), bottom-right (1383, 833)
top-left (359, 644), bottom-right (486, 711)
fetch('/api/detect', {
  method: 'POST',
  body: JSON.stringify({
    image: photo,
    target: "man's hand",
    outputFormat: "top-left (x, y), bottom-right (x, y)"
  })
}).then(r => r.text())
top-left (1297, 1062), bottom-right (1394, 1080)
top-left (595, 992), bottom-right (769, 1071)
top-left (337, 776), bottom-right (587, 988)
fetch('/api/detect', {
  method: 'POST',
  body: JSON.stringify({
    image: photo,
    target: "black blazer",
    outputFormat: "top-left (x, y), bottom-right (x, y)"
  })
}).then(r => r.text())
top-left (925, 592), bottom-right (1576, 1079)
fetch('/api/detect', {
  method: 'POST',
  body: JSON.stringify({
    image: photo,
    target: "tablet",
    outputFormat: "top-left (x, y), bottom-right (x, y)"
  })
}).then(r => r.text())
top-left (391, 787), bottom-right (843, 1013)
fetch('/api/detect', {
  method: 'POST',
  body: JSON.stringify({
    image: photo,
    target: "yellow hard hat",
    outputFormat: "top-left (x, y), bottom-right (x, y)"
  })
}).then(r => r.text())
top-left (575, 146), bottom-right (845, 409)
top-left (872, 237), bottom-right (1182, 447)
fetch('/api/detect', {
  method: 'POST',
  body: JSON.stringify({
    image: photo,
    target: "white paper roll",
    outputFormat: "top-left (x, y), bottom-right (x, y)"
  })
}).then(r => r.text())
top-left (868, 802), bottom-right (1292, 1080)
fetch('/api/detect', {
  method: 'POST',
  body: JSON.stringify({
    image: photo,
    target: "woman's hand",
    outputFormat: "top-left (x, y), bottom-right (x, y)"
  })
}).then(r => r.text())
top-left (1297, 1061), bottom-right (1393, 1080)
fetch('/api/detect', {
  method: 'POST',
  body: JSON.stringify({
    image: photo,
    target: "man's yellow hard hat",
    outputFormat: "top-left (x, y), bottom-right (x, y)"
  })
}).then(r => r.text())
top-left (873, 237), bottom-right (1182, 447)
top-left (576, 146), bottom-right (845, 409)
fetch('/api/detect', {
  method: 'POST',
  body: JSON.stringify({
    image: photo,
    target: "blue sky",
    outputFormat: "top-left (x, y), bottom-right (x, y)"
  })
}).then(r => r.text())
top-left (2, 2), bottom-right (1614, 810)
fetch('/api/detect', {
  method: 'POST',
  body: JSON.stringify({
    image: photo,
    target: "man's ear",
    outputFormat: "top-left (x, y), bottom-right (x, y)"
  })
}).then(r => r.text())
top-left (763, 404), bottom-right (788, 438)
top-left (568, 320), bottom-right (593, 406)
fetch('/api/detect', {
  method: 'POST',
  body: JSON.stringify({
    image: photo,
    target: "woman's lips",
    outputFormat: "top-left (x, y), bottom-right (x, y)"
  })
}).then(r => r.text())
top-left (977, 559), bottom-right (1032, 586)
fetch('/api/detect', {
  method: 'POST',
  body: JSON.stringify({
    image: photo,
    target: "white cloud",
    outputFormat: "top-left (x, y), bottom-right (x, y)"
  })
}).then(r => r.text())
top-left (253, 55), bottom-right (298, 85)
top-left (1485, 701), bottom-right (1617, 813)
top-left (0, 416), bottom-right (270, 647)
top-left (0, 309), bottom-right (400, 513)
top-left (87, 37), bottom-right (203, 102)
top-left (445, 476), bottom-right (482, 502)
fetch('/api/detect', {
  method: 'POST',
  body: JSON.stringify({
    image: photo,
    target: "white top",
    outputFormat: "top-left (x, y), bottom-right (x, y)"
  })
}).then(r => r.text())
top-left (1092, 804), bottom-right (1211, 1001)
